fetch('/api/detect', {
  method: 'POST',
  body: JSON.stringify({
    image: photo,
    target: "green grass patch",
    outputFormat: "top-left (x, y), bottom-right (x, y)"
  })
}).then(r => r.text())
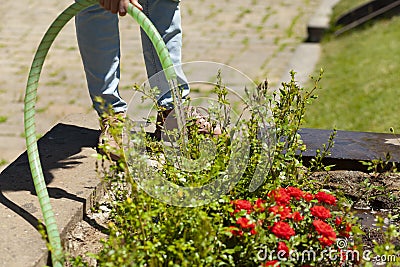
top-left (304, 15), bottom-right (400, 133)
top-left (0, 116), bottom-right (7, 123)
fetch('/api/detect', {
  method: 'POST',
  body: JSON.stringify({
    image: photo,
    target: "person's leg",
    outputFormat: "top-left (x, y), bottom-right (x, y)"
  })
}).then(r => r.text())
top-left (139, 0), bottom-right (189, 110)
top-left (75, 4), bottom-right (127, 160)
top-left (75, 4), bottom-right (127, 116)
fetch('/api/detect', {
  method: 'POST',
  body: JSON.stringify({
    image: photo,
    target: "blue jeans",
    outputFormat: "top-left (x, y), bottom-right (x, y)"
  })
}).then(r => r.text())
top-left (75, 0), bottom-right (188, 115)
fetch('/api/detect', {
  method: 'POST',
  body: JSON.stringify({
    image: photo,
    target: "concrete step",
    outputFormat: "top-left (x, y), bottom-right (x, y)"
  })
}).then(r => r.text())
top-left (307, 0), bottom-right (341, 42)
top-left (0, 114), bottom-right (103, 267)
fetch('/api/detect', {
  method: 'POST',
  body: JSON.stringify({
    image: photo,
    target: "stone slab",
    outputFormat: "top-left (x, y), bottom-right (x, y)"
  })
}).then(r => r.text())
top-left (301, 128), bottom-right (400, 171)
top-left (0, 114), bottom-right (102, 267)
top-left (336, 0), bottom-right (400, 26)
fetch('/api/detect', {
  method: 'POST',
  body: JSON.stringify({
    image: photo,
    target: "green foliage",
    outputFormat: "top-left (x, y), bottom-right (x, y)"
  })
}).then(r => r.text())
top-left (360, 152), bottom-right (398, 173)
top-left (367, 215), bottom-right (400, 267)
top-left (268, 71), bottom-right (319, 186)
top-left (95, 194), bottom-right (233, 266)
top-left (308, 129), bottom-right (336, 172)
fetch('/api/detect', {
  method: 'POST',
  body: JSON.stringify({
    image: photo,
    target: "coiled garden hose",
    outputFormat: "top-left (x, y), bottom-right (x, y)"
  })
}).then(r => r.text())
top-left (24, 1), bottom-right (177, 265)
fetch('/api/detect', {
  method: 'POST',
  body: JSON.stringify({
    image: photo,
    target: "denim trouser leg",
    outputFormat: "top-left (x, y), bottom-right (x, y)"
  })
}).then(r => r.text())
top-left (75, 0), bottom-right (188, 115)
top-left (75, 5), bottom-right (126, 115)
top-left (140, 0), bottom-right (189, 110)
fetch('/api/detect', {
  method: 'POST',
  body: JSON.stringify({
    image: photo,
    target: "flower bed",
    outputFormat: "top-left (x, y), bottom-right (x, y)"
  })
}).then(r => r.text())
top-left (66, 72), bottom-right (399, 266)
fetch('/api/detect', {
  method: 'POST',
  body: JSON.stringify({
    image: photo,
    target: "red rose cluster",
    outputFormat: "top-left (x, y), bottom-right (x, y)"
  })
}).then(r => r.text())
top-left (229, 199), bottom-right (259, 236)
top-left (315, 191), bottom-right (337, 205)
top-left (310, 205), bottom-right (331, 220)
top-left (313, 219), bottom-right (336, 247)
top-left (228, 187), bottom-right (353, 266)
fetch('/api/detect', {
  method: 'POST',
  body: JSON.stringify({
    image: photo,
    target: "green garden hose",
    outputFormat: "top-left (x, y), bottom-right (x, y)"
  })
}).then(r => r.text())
top-left (24, 1), bottom-right (177, 265)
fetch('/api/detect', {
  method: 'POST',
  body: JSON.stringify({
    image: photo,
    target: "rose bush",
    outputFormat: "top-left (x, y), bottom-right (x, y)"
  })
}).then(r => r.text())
top-left (67, 73), bottom-right (389, 267)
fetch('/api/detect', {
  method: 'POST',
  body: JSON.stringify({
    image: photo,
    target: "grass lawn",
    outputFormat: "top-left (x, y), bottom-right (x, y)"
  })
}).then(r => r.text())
top-left (303, 2), bottom-right (400, 133)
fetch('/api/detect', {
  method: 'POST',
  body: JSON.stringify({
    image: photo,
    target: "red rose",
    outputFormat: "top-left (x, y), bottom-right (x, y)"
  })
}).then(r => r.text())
top-left (313, 220), bottom-right (336, 240)
top-left (310, 205), bottom-right (331, 220)
top-left (250, 228), bottom-right (257, 235)
top-left (254, 198), bottom-right (266, 212)
top-left (271, 221), bottom-right (295, 240)
top-left (277, 241), bottom-right (289, 257)
top-left (345, 223), bottom-right (352, 232)
top-left (269, 188), bottom-right (291, 206)
top-left (236, 217), bottom-right (255, 229)
top-left (292, 211), bottom-right (304, 222)
top-left (303, 193), bottom-right (314, 202)
top-left (318, 235), bottom-right (336, 247)
top-left (335, 216), bottom-right (343, 226)
top-left (286, 186), bottom-right (304, 200)
top-left (340, 223), bottom-right (352, 238)
top-left (228, 226), bottom-right (243, 237)
top-left (232, 199), bottom-right (253, 214)
top-left (264, 260), bottom-right (279, 266)
top-left (341, 250), bottom-right (348, 261)
top-left (315, 191), bottom-right (337, 205)
top-left (269, 205), bottom-right (292, 220)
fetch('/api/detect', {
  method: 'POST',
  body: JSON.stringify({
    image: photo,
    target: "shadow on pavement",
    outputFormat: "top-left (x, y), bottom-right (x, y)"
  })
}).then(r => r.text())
top-left (0, 123), bottom-right (100, 229)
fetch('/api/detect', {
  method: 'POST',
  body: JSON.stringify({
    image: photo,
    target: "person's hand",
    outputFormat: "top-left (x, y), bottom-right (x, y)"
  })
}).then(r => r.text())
top-left (99, 0), bottom-right (143, 16)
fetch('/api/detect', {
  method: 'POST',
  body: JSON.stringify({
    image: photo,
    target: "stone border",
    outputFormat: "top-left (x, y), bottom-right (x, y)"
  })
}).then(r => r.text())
top-left (0, 114), bottom-right (104, 267)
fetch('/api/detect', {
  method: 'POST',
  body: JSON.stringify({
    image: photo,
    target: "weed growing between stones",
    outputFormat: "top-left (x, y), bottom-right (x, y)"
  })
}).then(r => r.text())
top-left (66, 71), bottom-right (399, 266)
